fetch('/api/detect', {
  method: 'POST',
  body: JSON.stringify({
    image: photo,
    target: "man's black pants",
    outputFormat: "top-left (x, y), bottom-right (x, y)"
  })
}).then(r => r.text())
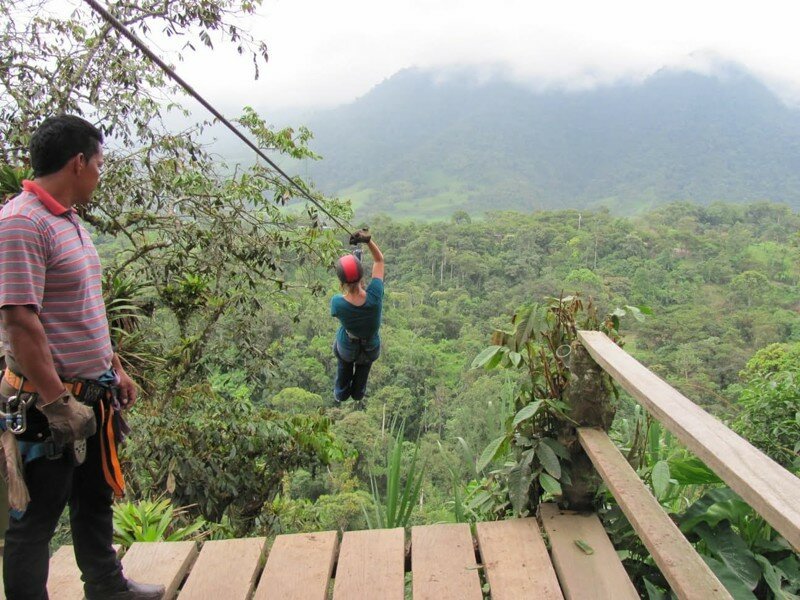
top-left (3, 409), bottom-right (125, 600)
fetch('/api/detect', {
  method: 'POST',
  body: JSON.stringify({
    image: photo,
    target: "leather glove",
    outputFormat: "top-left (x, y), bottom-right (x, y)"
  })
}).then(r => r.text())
top-left (38, 390), bottom-right (97, 445)
top-left (349, 228), bottom-right (371, 245)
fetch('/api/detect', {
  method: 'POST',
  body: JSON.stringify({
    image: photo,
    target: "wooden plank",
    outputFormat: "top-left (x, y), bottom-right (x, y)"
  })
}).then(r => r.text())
top-left (475, 518), bottom-right (563, 600)
top-left (539, 503), bottom-right (638, 600)
top-left (252, 531), bottom-right (338, 600)
top-left (179, 537), bottom-right (267, 600)
top-left (47, 545), bottom-right (122, 600)
top-left (578, 330), bottom-right (800, 551)
top-left (121, 541), bottom-right (198, 600)
top-left (411, 523), bottom-right (482, 600)
top-left (578, 428), bottom-right (731, 600)
top-left (333, 528), bottom-right (404, 600)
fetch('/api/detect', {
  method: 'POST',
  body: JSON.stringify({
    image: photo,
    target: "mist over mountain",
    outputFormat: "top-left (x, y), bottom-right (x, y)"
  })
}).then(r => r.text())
top-left (301, 66), bottom-right (800, 219)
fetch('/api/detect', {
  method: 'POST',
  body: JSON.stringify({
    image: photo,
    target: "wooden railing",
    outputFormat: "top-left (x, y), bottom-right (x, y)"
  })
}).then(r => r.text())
top-left (575, 330), bottom-right (800, 600)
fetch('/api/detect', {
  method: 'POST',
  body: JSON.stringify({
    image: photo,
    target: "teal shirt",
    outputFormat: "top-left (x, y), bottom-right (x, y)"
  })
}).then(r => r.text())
top-left (331, 278), bottom-right (384, 354)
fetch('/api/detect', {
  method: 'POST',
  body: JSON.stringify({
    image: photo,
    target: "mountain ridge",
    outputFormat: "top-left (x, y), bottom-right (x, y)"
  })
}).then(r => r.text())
top-left (301, 65), bottom-right (800, 219)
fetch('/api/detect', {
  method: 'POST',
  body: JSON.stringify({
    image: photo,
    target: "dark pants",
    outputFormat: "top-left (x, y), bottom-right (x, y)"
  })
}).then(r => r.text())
top-left (333, 342), bottom-right (378, 403)
top-left (3, 404), bottom-right (125, 600)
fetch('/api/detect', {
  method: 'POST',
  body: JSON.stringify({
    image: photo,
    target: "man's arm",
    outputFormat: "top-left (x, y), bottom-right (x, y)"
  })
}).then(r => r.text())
top-left (367, 239), bottom-right (384, 280)
top-left (1, 305), bottom-right (64, 404)
top-left (2, 304), bottom-right (97, 443)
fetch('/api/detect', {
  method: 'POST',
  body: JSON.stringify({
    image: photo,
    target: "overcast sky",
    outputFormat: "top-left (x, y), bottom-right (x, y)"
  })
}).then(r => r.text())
top-left (166, 0), bottom-right (800, 112)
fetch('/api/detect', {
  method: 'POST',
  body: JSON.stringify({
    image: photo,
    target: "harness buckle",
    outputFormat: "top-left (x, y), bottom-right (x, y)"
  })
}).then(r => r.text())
top-left (1, 377), bottom-right (36, 434)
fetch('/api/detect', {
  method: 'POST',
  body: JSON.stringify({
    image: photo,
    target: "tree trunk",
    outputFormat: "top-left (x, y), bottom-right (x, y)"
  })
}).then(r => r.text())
top-left (559, 339), bottom-right (615, 511)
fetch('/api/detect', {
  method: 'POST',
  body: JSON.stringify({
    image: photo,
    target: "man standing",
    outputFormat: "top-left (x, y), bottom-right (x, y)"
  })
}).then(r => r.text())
top-left (0, 116), bottom-right (164, 599)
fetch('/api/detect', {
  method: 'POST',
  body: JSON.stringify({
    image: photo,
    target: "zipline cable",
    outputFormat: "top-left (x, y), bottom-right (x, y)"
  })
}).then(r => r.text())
top-left (82, 0), bottom-right (355, 235)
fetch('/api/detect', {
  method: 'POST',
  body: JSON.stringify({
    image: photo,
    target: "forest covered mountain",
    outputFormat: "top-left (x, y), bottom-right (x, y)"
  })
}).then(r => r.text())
top-left (303, 66), bottom-right (800, 219)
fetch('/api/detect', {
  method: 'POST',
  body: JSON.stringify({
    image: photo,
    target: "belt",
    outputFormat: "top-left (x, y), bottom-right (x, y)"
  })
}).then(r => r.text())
top-left (3, 368), bottom-right (106, 402)
top-left (345, 330), bottom-right (369, 343)
top-left (4, 368), bottom-right (83, 395)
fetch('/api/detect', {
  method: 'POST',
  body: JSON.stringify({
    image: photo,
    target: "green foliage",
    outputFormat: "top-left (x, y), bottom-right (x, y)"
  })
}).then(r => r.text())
top-left (607, 410), bottom-right (799, 599)
top-left (469, 296), bottom-right (621, 516)
top-left (122, 383), bottom-right (343, 533)
top-left (0, 163), bottom-right (31, 200)
top-left (677, 488), bottom-right (800, 599)
top-left (732, 345), bottom-right (800, 470)
top-left (112, 497), bottom-right (207, 547)
top-left (612, 405), bottom-right (721, 510)
top-left (365, 423), bottom-right (426, 529)
top-left (270, 490), bottom-right (373, 534)
top-left (269, 387), bottom-right (325, 414)
top-left (103, 273), bottom-right (163, 389)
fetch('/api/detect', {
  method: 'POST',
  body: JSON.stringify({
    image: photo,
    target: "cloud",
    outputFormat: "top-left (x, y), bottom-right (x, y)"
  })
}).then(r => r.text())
top-left (172, 0), bottom-right (800, 111)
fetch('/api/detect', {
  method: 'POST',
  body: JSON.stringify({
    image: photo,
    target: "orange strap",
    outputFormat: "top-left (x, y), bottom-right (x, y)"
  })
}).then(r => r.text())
top-left (98, 400), bottom-right (125, 497)
top-left (3, 368), bottom-right (85, 397)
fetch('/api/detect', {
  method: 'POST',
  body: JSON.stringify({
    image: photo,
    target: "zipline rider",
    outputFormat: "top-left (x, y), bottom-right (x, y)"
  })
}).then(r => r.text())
top-left (0, 116), bottom-right (164, 600)
top-left (331, 229), bottom-right (384, 404)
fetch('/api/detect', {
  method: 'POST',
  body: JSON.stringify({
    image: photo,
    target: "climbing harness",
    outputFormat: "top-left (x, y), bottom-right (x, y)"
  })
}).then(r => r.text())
top-left (82, 0), bottom-right (356, 237)
top-left (345, 332), bottom-right (375, 365)
top-left (0, 368), bottom-right (126, 494)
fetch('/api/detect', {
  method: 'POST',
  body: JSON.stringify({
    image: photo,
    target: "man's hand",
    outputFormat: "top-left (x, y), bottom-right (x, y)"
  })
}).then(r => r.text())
top-left (116, 366), bottom-right (138, 409)
top-left (112, 354), bottom-right (138, 409)
top-left (38, 391), bottom-right (96, 444)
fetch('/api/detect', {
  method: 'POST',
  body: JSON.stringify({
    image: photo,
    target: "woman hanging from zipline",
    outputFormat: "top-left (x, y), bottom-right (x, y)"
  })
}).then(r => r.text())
top-left (331, 228), bottom-right (384, 405)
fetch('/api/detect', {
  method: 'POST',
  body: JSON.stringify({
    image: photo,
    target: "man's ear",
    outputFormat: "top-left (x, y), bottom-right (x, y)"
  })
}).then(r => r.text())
top-left (70, 153), bottom-right (85, 175)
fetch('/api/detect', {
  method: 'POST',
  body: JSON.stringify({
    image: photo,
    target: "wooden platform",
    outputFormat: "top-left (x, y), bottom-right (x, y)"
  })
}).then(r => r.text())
top-left (3, 507), bottom-right (637, 600)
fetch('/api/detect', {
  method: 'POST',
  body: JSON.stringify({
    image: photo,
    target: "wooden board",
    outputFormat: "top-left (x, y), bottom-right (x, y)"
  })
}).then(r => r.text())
top-left (179, 537), bottom-right (267, 600)
top-left (411, 523), bottom-right (482, 600)
top-left (578, 330), bottom-right (800, 551)
top-left (578, 428), bottom-right (732, 600)
top-left (252, 531), bottom-right (338, 600)
top-left (47, 544), bottom-right (122, 600)
top-left (121, 541), bottom-right (198, 600)
top-left (332, 527), bottom-right (405, 600)
top-left (475, 518), bottom-right (563, 600)
top-left (539, 503), bottom-right (638, 600)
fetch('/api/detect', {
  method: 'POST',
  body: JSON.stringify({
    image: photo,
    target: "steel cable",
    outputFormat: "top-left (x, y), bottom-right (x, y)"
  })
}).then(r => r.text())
top-left (82, 0), bottom-right (355, 235)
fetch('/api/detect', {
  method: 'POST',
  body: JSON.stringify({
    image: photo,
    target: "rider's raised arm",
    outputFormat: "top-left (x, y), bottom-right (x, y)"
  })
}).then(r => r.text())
top-left (367, 238), bottom-right (384, 281)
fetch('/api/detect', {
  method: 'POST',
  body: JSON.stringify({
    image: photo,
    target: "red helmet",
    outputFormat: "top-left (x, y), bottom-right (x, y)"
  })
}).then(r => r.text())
top-left (335, 254), bottom-right (363, 284)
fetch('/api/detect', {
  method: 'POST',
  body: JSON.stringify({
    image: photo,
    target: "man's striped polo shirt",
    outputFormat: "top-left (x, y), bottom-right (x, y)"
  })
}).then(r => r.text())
top-left (0, 180), bottom-right (113, 379)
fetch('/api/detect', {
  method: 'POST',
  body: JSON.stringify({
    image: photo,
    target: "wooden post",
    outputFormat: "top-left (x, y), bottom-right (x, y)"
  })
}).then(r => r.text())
top-left (559, 339), bottom-right (615, 510)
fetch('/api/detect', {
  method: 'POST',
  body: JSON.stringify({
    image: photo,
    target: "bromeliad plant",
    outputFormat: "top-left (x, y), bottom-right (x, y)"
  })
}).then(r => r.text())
top-left (0, 163), bottom-right (31, 201)
top-left (364, 421), bottom-right (426, 529)
top-left (112, 497), bottom-right (207, 547)
top-left (469, 295), bottom-right (641, 516)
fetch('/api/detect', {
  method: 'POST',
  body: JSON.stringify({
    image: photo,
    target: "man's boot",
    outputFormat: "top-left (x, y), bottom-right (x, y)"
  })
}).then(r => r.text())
top-left (86, 579), bottom-right (165, 600)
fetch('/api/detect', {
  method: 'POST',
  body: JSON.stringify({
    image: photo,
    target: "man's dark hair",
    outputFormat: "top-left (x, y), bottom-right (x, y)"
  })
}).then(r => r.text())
top-left (29, 115), bottom-right (104, 177)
